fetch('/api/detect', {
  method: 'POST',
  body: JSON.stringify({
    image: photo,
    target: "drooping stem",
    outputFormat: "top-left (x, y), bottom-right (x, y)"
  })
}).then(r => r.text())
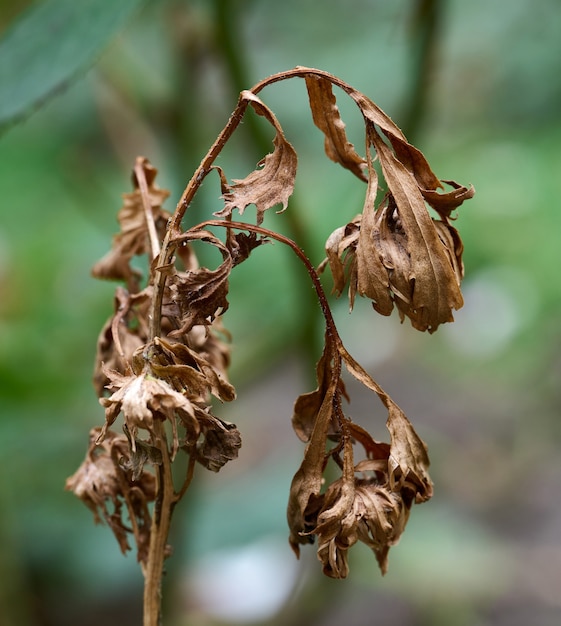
top-left (148, 66), bottom-right (367, 342)
top-left (192, 220), bottom-right (342, 346)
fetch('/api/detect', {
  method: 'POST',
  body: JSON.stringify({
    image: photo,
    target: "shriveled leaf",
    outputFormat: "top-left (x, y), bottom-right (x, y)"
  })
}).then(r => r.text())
top-left (287, 340), bottom-right (340, 554)
top-left (151, 337), bottom-right (236, 403)
top-left (65, 428), bottom-right (156, 561)
top-left (93, 287), bottom-right (150, 395)
top-left (168, 230), bottom-right (232, 334)
top-left (422, 179), bottom-right (475, 219)
top-left (194, 417), bottom-right (242, 472)
top-left (217, 91), bottom-right (297, 224)
top-left (386, 406), bottom-right (433, 503)
top-left (368, 130), bottom-right (464, 332)
top-left (292, 338), bottom-right (347, 443)
top-left (98, 370), bottom-right (199, 451)
top-left (305, 75), bottom-right (367, 181)
top-left (323, 218), bottom-right (360, 301)
top-left (355, 154), bottom-right (394, 317)
top-left (92, 158), bottom-right (170, 291)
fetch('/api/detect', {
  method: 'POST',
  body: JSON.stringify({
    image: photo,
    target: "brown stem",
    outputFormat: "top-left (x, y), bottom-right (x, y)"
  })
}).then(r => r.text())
top-left (143, 421), bottom-right (175, 626)
top-left (148, 66), bottom-right (363, 342)
top-left (193, 219), bottom-right (341, 341)
top-left (134, 157), bottom-right (161, 261)
top-left (148, 94), bottom-right (251, 340)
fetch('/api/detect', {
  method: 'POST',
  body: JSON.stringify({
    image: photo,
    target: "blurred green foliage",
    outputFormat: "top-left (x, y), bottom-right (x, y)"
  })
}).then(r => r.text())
top-left (1, 0), bottom-right (561, 625)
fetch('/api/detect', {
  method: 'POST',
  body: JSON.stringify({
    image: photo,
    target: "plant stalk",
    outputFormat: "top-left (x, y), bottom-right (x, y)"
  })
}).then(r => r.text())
top-left (143, 422), bottom-right (176, 626)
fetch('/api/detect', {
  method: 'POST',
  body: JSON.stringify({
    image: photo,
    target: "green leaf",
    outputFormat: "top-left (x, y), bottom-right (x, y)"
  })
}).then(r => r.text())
top-left (0, 0), bottom-right (147, 132)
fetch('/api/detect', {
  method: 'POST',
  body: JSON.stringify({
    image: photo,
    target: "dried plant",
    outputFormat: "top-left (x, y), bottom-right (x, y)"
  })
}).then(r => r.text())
top-left (66, 67), bottom-right (474, 624)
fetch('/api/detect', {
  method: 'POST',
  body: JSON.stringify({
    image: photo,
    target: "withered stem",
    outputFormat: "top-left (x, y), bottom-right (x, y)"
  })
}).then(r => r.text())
top-left (134, 158), bottom-right (161, 261)
top-left (148, 95), bottom-right (251, 340)
top-left (193, 220), bottom-right (342, 346)
top-left (148, 66), bottom-right (374, 342)
top-left (143, 421), bottom-right (175, 626)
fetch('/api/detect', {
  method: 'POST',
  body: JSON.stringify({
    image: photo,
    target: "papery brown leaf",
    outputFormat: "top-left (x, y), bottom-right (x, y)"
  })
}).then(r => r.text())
top-left (323, 218), bottom-right (360, 302)
top-left (216, 91), bottom-right (297, 224)
top-left (305, 75), bottom-right (367, 181)
top-left (151, 337), bottom-right (236, 403)
top-left (65, 428), bottom-right (156, 561)
top-left (168, 230), bottom-right (232, 334)
top-left (184, 322), bottom-right (232, 383)
top-left (98, 370), bottom-right (199, 450)
top-left (422, 179), bottom-right (475, 219)
top-left (310, 435), bottom-right (411, 578)
top-left (386, 406), bottom-right (433, 503)
top-left (355, 158), bottom-right (395, 317)
top-left (433, 218), bottom-right (464, 286)
top-left (193, 415), bottom-right (242, 472)
top-left (93, 287), bottom-right (151, 396)
top-left (292, 339), bottom-right (347, 443)
top-left (338, 343), bottom-right (433, 502)
top-left (360, 129), bottom-right (464, 332)
top-left (287, 340), bottom-right (340, 554)
top-left (92, 158), bottom-right (170, 291)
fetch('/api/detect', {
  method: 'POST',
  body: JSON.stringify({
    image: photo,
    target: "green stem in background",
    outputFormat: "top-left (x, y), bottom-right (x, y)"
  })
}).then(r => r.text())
top-left (213, 0), bottom-right (323, 371)
top-left (401, 0), bottom-right (445, 142)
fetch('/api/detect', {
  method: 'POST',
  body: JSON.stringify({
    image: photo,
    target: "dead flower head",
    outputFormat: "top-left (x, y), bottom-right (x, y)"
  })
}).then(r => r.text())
top-left (312, 467), bottom-right (411, 578)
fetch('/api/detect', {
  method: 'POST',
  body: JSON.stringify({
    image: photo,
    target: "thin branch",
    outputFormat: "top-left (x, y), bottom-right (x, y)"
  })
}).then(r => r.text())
top-left (134, 158), bottom-right (161, 261)
top-left (192, 220), bottom-right (342, 343)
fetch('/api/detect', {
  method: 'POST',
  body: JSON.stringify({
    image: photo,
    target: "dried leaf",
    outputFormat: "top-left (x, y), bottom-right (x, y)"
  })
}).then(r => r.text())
top-left (168, 230), bottom-right (232, 334)
top-left (369, 130), bottom-right (464, 331)
top-left (323, 218), bottom-right (360, 301)
top-left (292, 339), bottom-right (347, 442)
top-left (217, 91), bottom-right (297, 224)
top-left (194, 416), bottom-right (242, 472)
top-left (98, 370), bottom-right (199, 450)
top-left (310, 435), bottom-right (411, 578)
top-left (386, 406), bottom-right (433, 503)
top-left (151, 337), bottom-right (236, 403)
top-left (65, 428), bottom-right (156, 561)
top-left (92, 158), bottom-right (170, 291)
top-left (287, 340), bottom-right (340, 555)
top-left (305, 75), bottom-right (367, 181)
top-left (355, 157), bottom-right (395, 317)
top-left (93, 287), bottom-right (150, 395)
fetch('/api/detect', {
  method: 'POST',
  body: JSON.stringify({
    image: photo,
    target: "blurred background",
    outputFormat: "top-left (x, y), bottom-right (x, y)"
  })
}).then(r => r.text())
top-left (1, 0), bottom-right (561, 624)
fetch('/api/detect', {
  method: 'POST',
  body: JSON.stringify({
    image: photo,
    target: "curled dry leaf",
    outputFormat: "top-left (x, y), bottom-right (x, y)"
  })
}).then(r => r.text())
top-left (216, 91), bottom-right (298, 224)
top-left (287, 338), bottom-right (342, 555)
top-left (189, 413), bottom-right (242, 472)
top-left (167, 230), bottom-right (233, 335)
top-left (311, 74), bottom-right (474, 332)
top-left (65, 428), bottom-right (155, 562)
top-left (386, 405), bottom-right (433, 503)
top-left (92, 158), bottom-right (170, 292)
top-left (304, 432), bottom-right (413, 578)
top-left (292, 338), bottom-right (348, 443)
top-left (93, 287), bottom-right (151, 396)
top-left (150, 337), bottom-right (236, 404)
top-left (305, 75), bottom-right (367, 181)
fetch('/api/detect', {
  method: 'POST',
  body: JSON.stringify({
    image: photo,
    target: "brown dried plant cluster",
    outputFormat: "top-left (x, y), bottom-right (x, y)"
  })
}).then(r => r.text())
top-left (66, 67), bottom-right (473, 623)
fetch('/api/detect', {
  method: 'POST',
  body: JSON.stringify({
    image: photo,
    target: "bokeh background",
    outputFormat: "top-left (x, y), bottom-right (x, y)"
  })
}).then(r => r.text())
top-left (1, 0), bottom-right (561, 625)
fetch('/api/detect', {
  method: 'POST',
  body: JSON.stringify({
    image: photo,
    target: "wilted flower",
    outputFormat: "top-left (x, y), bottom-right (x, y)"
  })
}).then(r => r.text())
top-left (312, 471), bottom-right (411, 578)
